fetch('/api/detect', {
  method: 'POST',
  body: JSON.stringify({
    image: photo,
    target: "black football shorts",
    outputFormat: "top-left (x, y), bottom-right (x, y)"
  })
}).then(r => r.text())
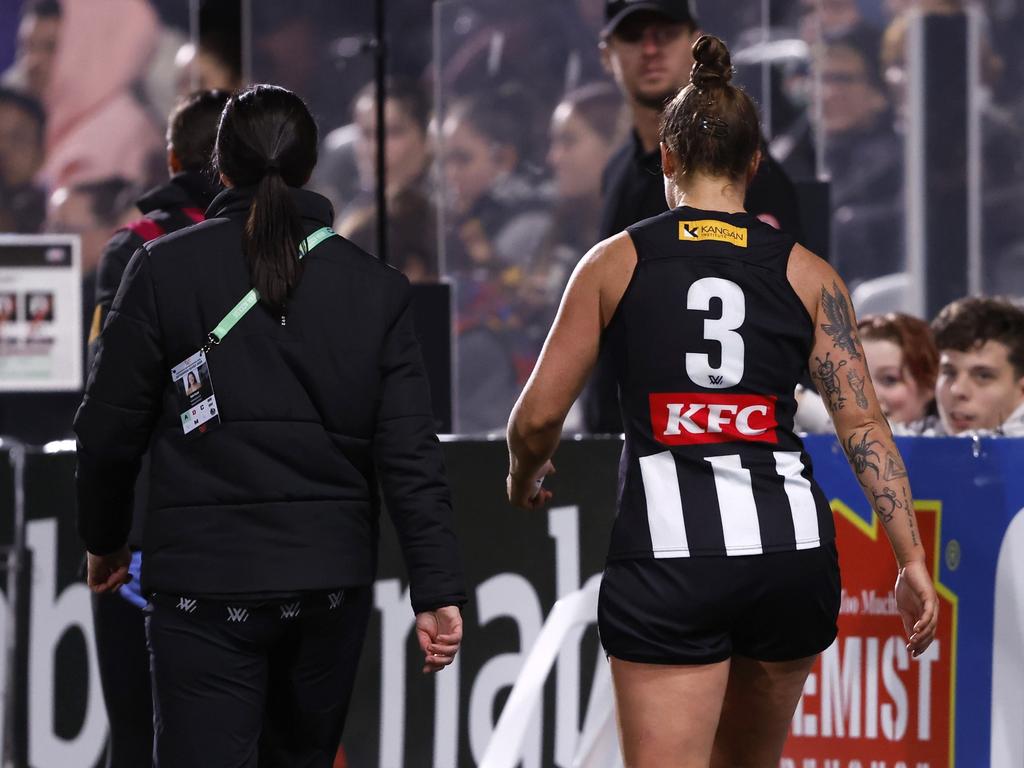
top-left (598, 541), bottom-right (841, 665)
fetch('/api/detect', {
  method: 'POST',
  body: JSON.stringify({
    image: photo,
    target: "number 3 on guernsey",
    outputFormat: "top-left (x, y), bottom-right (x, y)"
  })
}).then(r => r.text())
top-left (685, 277), bottom-right (746, 389)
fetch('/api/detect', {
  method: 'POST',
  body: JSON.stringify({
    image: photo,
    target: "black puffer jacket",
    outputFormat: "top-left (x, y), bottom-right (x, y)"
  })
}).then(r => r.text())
top-left (75, 186), bottom-right (465, 613)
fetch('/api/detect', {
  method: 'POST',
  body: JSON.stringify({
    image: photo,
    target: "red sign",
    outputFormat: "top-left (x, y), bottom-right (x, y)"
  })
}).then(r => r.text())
top-left (782, 500), bottom-right (957, 768)
top-left (648, 392), bottom-right (778, 445)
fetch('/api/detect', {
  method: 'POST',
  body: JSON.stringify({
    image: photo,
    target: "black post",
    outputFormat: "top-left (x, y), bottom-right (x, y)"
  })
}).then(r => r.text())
top-left (374, 0), bottom-right (388, 265)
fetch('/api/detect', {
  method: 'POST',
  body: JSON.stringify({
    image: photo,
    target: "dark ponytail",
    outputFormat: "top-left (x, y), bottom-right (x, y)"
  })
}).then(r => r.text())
top-left (214, 85), bottom-right (318, 308)
top-left (660, 35), bottom-right (761, 182)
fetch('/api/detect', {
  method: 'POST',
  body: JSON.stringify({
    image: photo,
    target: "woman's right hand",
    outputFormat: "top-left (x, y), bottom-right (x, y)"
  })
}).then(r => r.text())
top-left (895, 559), bottom-right (938, 658)
top-left (416, 605), bottom-right (464, 674)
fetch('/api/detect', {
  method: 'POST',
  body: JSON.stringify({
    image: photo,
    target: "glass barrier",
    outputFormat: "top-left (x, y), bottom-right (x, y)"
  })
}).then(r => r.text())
top-left (977, 2), bottom-right (1024, 297)
top-left (432, 0), bottom-right (781, 433)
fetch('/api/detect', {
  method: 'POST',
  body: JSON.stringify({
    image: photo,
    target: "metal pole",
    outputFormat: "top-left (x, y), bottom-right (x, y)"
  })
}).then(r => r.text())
top-left (374, 0), bottom-right (389, 265)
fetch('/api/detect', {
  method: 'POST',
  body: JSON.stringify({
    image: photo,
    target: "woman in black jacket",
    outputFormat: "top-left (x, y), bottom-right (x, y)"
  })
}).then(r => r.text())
top-left (76, 85), bottom-right (465, 767)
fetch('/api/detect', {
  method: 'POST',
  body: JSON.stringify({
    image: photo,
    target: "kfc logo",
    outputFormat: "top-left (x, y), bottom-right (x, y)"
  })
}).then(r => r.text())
top-left (649, 393), bottom-right (778, 445)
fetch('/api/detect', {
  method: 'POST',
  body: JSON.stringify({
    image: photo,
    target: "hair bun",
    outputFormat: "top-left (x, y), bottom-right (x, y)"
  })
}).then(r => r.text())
top-left (690, 35), bottom-right (733, 90)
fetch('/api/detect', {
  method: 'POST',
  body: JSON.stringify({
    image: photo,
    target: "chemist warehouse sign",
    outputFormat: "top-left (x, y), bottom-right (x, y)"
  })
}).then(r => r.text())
top-left (782, 499), bottom-right (956, 768)
top-left (782, 435), bottom-right (1024, 768)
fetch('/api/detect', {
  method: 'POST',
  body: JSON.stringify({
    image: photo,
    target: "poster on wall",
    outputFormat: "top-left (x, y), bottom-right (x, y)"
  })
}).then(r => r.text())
top-left (0, 235), bottom-right (82, 392)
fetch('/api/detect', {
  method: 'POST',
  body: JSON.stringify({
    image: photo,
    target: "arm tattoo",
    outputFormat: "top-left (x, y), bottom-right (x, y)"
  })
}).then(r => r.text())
top-left (813, 353), bottom-right (847, 411)
top-left (873, 486), bottom-right (902, 524)
top-left (820, 281), bottom-right (862, 359)
top-left (844, 429), bottom-right (882, 479)
top-left (883, 452), bottom-right (909, 480)
top-left (847, 369), bottom-right (869, 410)
top-left (901, 486), bottom-right (919, 546)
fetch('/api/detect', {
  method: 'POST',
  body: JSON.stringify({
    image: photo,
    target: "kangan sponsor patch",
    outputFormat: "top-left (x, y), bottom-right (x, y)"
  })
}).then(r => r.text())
top-left (678, 220), bottom-right (748, 247)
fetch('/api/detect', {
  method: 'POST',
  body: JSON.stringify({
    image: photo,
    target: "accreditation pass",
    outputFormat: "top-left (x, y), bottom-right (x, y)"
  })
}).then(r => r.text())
top-left (171, 349), bottom-right (221, 436)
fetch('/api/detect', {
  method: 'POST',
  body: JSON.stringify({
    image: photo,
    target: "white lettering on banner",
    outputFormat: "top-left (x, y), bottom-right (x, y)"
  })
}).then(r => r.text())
top-left (468, 574), bottom-right (543, 768)
top-left (823, 637), bottom-right (863, 737)
top-left (793, 636), bottom-right (940, 744)
top-left (27, 519), bottom-right (107, 768)
top-left (548, 506), bottom-right (583, 767)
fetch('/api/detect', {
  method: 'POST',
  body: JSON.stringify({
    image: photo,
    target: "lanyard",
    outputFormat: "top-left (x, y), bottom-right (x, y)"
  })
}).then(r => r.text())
top-left (203, 226), bottom-right (336, 352)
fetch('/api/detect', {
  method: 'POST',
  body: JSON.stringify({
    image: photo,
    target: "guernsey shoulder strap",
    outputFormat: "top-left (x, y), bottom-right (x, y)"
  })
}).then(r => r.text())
top-left (204, 226), bottom-right (337, 351)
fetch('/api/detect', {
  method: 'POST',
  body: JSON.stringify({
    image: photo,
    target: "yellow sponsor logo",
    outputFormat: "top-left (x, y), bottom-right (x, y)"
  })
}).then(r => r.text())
top-left (678, 220), bottom-right (748, 247)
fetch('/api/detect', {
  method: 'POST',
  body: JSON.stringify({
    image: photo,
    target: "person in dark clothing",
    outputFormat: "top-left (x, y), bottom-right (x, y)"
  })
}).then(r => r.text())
top-left (76, 85), bottom-right (466, 767)
top-left (91, 89), bottom-right (230, 345)
top-left (87, 88), bottom-right (229, 768)
top-left (584, 0), bottom-right (805, 433)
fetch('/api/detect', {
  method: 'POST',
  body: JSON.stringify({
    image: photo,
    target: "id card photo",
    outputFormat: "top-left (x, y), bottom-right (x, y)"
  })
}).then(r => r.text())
top-left (171, 350), bottom-right (221, 435)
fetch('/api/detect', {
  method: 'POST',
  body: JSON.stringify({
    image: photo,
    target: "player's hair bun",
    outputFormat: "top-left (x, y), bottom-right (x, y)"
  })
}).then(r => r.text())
top-left (690, 35), bottom-right (733, 90)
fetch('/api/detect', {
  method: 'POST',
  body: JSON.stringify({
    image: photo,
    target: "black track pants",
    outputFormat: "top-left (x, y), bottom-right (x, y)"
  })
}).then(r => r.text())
top-left (145, 587), bottom-right (372, 768)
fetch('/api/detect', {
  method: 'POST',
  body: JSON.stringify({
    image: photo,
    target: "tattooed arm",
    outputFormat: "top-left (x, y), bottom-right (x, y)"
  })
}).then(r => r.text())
top-left (788, 245), bottom-right (937, 656)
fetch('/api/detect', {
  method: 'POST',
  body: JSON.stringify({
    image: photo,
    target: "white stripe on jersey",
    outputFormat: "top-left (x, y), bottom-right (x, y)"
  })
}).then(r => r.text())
top-left (774, 451), bottom-right (821, 549)
top-left (705, 454), bottom-right (763, 555)
top-left (639, 451), bottom-right (691, 557)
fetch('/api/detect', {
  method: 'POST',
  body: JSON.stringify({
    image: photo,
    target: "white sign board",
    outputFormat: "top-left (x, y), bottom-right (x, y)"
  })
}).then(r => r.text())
top-left (0, 235), bottom-right (82, 392)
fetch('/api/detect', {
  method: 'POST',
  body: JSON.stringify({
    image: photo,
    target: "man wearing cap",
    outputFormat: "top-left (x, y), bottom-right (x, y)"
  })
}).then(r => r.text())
top-left (583, 0), bottom-right (803, 433)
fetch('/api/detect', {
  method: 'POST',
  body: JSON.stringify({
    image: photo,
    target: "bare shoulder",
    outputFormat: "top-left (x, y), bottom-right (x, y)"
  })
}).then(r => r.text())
top-left (579, 232), bottom-right (638, 328)
top-left (787, 243), bottom-right (845, 319)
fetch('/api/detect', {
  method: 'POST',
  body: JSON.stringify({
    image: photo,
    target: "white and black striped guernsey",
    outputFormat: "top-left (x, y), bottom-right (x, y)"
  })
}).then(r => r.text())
top-left (605, 206), bottom-right (835, 559)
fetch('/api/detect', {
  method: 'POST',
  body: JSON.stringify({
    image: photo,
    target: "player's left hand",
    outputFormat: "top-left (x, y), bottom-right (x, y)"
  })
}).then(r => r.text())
top-left (507, 461), bottom-right (555, 510)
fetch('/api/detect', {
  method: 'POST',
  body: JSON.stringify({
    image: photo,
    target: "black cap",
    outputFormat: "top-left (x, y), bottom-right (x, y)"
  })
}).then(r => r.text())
top-left (603, 0), bottom-right (699, 38)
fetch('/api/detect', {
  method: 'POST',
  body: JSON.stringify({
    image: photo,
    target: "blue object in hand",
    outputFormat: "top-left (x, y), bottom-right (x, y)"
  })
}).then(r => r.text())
top-left (118, 550), bottom-right (146, 610)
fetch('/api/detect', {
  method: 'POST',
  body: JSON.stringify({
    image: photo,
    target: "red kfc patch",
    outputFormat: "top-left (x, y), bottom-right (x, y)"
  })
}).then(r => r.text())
top-left (649, 393), bottom-right (779, 445)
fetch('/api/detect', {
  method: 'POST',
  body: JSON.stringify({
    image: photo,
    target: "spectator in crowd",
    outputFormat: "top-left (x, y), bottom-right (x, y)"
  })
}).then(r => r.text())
top-left (819, 29), bottom-right (903, 288)
top-left (930, 296), bottom-right (1024, 436)
top-left (441, 86), bottom-right (552, 433)
top-left (585, 0), bottom-right (804, 433)
top-left (334, 78), bottom-right (438, 281)
top-left (859, 313), bottom-right (940, 430)
top-left (87, 88), bottom-right (228, 768)
top-left (1, 0), bottom-right (61, 100)
top-left (0, 86), bottom-right (47, 232)
top-left (37, 0), bottom-right (164, 191)
top-left (518, 83), bottom-right (626, 380)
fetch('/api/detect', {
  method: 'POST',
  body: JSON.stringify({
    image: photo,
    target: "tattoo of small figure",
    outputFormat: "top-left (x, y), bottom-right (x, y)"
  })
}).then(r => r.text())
top-left (873, 486), bottom-right (902, 524)
top-left (883, 452), bottom-right (909, 481)
top-left (847, 369), bottom-right (869, 409)
top-left (813, 353), bottom-right (847, 411)
top-left (844, 429), bottom-right (882, 478)
top-left (820, 281), bottom-right (862, 359)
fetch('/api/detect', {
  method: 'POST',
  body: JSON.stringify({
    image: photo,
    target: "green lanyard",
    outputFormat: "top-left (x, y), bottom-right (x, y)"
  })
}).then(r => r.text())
top-left (203, 226), bottom-right (337, 352)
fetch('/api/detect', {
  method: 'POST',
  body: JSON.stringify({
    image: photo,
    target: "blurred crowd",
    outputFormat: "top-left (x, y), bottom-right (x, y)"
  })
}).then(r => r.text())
top-left (1, 0), bottom-right (1023, 437)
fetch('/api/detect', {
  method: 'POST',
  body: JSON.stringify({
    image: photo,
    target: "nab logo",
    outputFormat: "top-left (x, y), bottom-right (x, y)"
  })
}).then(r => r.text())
top-left (649, 392), bottom-right (778, 445)
top-left (678, 220), bottom-right (749, 247)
